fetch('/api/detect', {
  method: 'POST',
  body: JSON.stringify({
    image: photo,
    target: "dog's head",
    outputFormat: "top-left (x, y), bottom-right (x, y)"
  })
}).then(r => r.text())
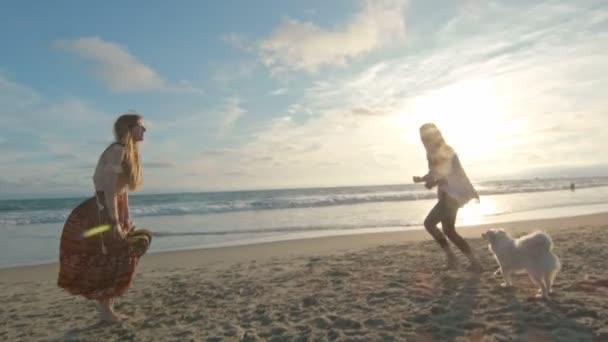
top-left (481, 228), bottom-right (509, 245)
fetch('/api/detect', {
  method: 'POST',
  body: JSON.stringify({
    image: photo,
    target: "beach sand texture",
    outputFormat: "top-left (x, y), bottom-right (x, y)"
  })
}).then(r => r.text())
top-left (1, 214), bottom-right (607, 341)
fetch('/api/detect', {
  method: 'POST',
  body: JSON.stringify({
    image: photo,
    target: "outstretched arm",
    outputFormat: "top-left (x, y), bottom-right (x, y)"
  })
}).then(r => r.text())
top-left (413, 174), bottom-right (434, 183)
top-left (413, 175), bottom-right (438, 189)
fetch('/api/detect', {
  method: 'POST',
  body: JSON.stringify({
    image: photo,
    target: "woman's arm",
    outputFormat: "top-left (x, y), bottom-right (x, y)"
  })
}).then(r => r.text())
top-left (125, 191), bottom-right (133, 231)
top-left (413, 158), bottom-right (438, 187)
top-left (420, 148), bottom-right (455, 189)
top-left (101, 145), bottom-right (126, 238)
top-left (101, 170), bottom-right (120, 224)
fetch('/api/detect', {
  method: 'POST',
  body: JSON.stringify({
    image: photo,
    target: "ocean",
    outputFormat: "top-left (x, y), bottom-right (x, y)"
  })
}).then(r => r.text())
top-left (2, 177), bottom-right (608, 268)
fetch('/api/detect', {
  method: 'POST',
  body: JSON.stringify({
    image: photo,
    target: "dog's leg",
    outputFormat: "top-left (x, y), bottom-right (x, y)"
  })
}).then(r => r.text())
top-left (544, 272), bottom-right (555, 294)
top-left (530, 273), bottom-right (549, 299)
top-left (500, 270), bottom-right (512, 287)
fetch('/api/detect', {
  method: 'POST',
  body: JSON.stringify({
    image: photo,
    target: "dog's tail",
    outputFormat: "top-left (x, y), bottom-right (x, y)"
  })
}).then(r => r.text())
top-left (517, 231), bottom-right (554, 252)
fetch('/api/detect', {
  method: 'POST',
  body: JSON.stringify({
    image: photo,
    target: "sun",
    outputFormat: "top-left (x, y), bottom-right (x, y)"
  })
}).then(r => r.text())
top-left (406, 78), bottom-right (510, 161)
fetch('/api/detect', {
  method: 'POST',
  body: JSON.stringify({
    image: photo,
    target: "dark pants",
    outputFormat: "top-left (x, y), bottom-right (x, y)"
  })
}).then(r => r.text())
top-left (424, 192), bottom-right (472, 255)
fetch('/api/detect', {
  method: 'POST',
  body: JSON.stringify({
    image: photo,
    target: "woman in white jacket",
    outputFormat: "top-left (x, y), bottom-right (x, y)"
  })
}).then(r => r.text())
top-left (413, 123), bottom-right (482, 271)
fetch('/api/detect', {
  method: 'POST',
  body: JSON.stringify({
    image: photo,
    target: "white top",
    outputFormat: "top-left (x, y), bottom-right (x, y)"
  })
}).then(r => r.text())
top-left (92, 143), bottom-right (126, 222)
top-left (93, 143), bottom-right (125, 191)
top-left (429, 148), bottom-right (479, 207)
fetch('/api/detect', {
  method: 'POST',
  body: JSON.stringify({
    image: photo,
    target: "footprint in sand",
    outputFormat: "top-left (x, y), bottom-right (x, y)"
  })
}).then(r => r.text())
top-left (331, 317), bottom-right (362, 330)
top-left (326, 269), bottom-right (351, 277)
top-left (310, 316), bottom-right (332, 329)
top-left (301, 296), bottom-right (317, 307)
top-left (364, 318), bottom-right (386, 328)
top-left (566, 307), bottom-right (599, 319)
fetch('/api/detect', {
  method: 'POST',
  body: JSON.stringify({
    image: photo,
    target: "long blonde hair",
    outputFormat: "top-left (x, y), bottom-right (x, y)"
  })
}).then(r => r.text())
top-left (420, 123), bottom-right (454, 177)
top-left (114, 114), bottom-right (143, 191)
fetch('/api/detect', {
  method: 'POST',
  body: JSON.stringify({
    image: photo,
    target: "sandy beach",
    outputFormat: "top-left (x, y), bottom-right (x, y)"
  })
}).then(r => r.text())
top-left (2, 213), bottom-right (608, 341)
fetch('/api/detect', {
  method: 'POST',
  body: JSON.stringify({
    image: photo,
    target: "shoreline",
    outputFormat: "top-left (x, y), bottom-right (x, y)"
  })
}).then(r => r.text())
top-left (2, 212), bottom-right (608, 340)
top-left (2, 211), bottom-right (607, 284)
top-left (2, 191), bottom-right (608, 271)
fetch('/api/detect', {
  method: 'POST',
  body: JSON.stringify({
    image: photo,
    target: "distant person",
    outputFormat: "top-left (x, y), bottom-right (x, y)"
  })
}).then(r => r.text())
top-left (58, 113), bottom-right (152, 322)
top-left (413, 123), bottom-right (482, 271)
top-left (570, 182), bottom-right (575, 192)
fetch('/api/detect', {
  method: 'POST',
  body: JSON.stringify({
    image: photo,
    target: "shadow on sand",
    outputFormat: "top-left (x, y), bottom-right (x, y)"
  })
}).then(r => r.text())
top-left (409, 270), bottom-right (482, 341)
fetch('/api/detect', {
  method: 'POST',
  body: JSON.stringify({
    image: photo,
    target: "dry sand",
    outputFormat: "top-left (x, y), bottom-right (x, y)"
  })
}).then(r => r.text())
top-left (1, 213), bottom-right (608, 341)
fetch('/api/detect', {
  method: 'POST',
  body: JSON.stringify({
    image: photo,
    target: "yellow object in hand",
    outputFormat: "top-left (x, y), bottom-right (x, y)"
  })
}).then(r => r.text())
top-left (82, 224), bottom-right (111, 238)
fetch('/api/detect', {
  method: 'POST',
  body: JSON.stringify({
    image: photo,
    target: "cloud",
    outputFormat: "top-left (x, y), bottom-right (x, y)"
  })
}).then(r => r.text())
top-left (0, 76), bottom-right (119, 197)
top-left (201, 148), bottom-right (237, 157)
top-left (55, 37), bottom-right (163, 92)
top-left (217, 98), bottom-right (245, 136)
top-left (210, 60), bottom-right (258, 84)
top-left (350, 106), bottom-right (391, 116)
top-left (3, 1), bottom-right (608, 196)
top-left (55, 37), bottom-right (203, 94)
top-left (144, 161), bottom-right (174, 169)
top-left (148, 97), bottom-right (246, 141)
top-left (257, 0), bottom-right (407, 73)
top-left (270, 88), bottom-right (288, 96)
top-left (0, 75), bottom-right (42, 113)
top-left (221, 33), bottom-right (253, 52)
top-left (196, 0), bottom-right (608, 188)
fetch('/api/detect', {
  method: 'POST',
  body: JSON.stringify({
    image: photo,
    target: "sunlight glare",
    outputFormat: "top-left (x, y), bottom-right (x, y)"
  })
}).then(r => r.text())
top-left (407, 78), bottom-right (509, 160)
top-left (457, 197), bottom-right (497, 226)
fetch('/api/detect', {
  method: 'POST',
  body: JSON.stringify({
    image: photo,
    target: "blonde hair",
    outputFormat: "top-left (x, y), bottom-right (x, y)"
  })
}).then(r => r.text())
top-left (420, 123), bottom-right (454, 176)
top-left (114, 113), bottom-right (143, 191)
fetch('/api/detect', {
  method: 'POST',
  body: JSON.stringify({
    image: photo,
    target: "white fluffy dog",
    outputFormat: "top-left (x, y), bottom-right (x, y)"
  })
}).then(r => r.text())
top-left (481, 229), bottom-right (561, 299)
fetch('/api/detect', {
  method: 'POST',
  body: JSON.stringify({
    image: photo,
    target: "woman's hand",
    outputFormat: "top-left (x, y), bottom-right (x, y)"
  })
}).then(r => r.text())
top-left (413, 176), bottom-right (423, 183)
top-left (126, 220), bottom-right (135, 233)
top-left (112, 223), bottom-right (127, 240)
top-left (424, 180), bottom-right (438, 189)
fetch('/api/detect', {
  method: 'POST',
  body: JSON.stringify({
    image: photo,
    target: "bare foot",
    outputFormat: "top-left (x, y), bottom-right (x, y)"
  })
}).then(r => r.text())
top-left (97, 300), bottom-right (124, 323)
top-left (114, 312), bottom-right (130, 320)
top-left (99, 310), bottom-right (121, 323)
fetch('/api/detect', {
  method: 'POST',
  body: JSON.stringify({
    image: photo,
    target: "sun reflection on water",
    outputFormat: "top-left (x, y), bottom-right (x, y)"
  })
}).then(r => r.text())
top-left (457, 197), bottom-right (498, 226)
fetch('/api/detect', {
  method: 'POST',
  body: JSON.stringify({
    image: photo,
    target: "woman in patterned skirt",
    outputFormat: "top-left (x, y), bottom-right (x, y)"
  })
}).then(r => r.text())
top-left (58, 113), bottom-right (152, 322)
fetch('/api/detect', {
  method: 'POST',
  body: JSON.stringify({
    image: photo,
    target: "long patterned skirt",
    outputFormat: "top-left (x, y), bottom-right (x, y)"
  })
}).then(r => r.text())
top-left (57, 192), bottom-right (151, 300)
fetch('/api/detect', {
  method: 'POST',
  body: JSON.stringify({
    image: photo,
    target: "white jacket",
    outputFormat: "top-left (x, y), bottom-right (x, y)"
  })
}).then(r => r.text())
top-left (428, 147), bottom-right (479, 207)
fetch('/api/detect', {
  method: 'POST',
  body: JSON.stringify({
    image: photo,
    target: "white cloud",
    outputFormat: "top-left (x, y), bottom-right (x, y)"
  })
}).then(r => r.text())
top-left (0, 75), bottom-right (42, 120)
top-left (257, 0), bottom-right (407, 73)
top-left (222, 33), bottom-right (253, 52)
top-left (55, 37), bottom-right (203, 94)
top-left (210, 60), bottom-right (257, 84)
top-left (195, 0), bottom-right (608, 188)
top-left (270, 88), bottom-right (288, 96)
top-left (0, 76), bottom-right (121, 196)
top-left (3, 1), bottom-right (608, 196)
top-left (55, 37), bottom-right (163, 92)
top-left (145, 96), bottom-right (245, 139)
top-left (178, 106), bottom-right (416, 190)
top-left (217, 97), bottom-right (245, 136)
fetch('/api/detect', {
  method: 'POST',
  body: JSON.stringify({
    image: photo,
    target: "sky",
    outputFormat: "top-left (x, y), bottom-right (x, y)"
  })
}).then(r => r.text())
top-left (1, 0), bottom-right (607, 199)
